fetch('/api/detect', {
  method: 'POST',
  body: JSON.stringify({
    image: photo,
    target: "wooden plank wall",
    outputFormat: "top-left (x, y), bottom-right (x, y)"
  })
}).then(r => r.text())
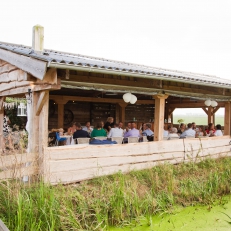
top-left (43, 136), bottom-right (231, 185)
top-left (0, 59), bottom-right (32, 92)
top-left (0, 152), bottom-right (38, 180)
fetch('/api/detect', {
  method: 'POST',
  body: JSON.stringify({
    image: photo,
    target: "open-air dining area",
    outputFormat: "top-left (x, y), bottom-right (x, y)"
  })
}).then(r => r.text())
top-left (0, 25), bottom-right (231, 185)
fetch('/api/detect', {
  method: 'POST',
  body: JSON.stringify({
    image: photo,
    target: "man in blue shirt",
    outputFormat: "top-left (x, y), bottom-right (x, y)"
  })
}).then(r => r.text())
top-left (142, 123), bottom-right (154, 136)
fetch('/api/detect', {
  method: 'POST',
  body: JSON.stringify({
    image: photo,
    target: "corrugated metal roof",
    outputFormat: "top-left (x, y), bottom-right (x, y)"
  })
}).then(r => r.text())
top-left (1, 41), bottom-right (231, 87)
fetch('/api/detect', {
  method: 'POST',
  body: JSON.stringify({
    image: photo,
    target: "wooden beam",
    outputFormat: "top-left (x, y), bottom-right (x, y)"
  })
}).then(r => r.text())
top-left (0, 48), bottom-right (47, 80)
top-left (212, 106), bottom-right (220, 115)
top-left (154, 94), bottom-right (168, 141)
top-left (202, 107), bottom-right (208, 115)
top-left (118, 103), bottom-right (127, 123)
top-left (37, 68), bottom-right (57, 84)
top-left (64, 74), bottom-right (231, 97)
top-left (49, 95), bottom-right (154, 105)
top-left (36, 91), bottom-right (49, 116)
top-left (224, 102), bottom-right (231, 135)
top-left (0, 79), bottom-right (61, 97)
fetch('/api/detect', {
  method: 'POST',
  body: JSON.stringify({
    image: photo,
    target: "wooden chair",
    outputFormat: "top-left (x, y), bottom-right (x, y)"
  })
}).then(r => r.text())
top-left (93, 136), bottom-right (107, 140)
top-left (111, 137), bottom-right (123, 144)
top-left (128, 137), bottom-right (139, 143)
top-left (76, 138), bottom-right (90, 144)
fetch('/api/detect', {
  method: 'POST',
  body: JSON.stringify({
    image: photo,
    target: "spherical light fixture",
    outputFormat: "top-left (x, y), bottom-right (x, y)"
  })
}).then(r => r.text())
top-left (130, 94), bottom-right (137, 104)
top-left (123, 93), bottom-right (132, 103)
top-left (204, 99), bottom-right (211, 107)
top-left (211, 101), bottom-right (218, 107)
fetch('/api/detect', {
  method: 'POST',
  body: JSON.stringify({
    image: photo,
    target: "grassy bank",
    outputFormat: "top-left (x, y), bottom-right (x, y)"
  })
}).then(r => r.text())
top-left (1, 157), bottom-right (231, 230)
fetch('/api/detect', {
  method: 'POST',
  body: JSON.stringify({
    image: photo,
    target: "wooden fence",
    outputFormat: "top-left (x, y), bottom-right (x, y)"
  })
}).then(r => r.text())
top-left (44, 136), bottom-right (231, 185)
top-left (0, 152), bottom-right (38, 181)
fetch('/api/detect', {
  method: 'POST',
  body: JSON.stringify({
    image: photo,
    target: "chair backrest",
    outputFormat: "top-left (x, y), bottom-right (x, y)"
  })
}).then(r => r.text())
top-left (94, 136), bottom-right (107, 140)
top-left (185, 136), bottom-right (196, 139)
top-left (111, 137), bottom-right (123, 144)
top-left (56, 132), bottom-right (60, 140)
top-left (168, 136), bottom-right (179, 140)
top-left (142, 136), bottom-right (148, 142)
top-left (128, 137), bottom-right (139, 143)
top-left (77, 138), bottom-right (90, 144)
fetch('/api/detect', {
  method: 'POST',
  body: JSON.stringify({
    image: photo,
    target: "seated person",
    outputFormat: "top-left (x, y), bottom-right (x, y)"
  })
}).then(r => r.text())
top-left (124, 122), bottom-right (131, 134)
top-left (82, 121), bottom-right (93, 134)
top-left (212, 124), bottom-right (223, 136)
top-left (73, 123), bottom-right (90, 140)
top-left (91, 122), bottom-right (107, 138)
top-left (205, 123), bottom-right (216, 135)
top-left (124, 122), bottom-right (140, 137)
top-left (196, 125), bottom-right (207, 137)
top-left (163, 124), bottom-right (169, 137)
top-left (118, 122), bottom-right (123, 129)
top-left (180, 123), bottom-right (196, 138)
top-left (107, 123), bottom-right (124, 138)
top-left (67, 122), bottom-right (77, 135)
top-left (142, 123), bottom-right (154, 136)
top-left (168, 127), bottom-right (179, 138)
top-left (104, 117), bottom-right (114, 132)
top-left (177, 123), bottom-right (185, 134)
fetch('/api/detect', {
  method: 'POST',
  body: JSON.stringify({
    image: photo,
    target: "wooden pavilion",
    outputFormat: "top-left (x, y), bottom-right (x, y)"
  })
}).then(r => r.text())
top-left (0, 25), bottom-right (230, 184)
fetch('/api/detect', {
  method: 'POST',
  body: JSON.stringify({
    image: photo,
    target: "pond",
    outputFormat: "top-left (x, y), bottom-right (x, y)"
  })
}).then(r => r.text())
top-left (111, 196), bottom-right (231, 231)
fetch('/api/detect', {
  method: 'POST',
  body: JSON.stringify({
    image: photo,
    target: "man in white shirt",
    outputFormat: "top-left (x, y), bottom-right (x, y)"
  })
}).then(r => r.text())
top-left (123, 122), bottom-right (131, 134)
top-left (82, 121), bottom-right (93, 134)
top-left (213, 124), bottom-right (223, 136)
top-left (108, 123), bottom-right (124, 138)
top-left (180, 123), bottom-right (196, 138)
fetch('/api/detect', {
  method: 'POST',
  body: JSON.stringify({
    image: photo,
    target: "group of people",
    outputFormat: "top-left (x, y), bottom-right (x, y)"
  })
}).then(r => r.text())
top-left (166, 122), bottom-right (223, 138)
top-left (65, 117), bottom-right (223, 143)
top-left (66, 117), bottom-right (154, 141)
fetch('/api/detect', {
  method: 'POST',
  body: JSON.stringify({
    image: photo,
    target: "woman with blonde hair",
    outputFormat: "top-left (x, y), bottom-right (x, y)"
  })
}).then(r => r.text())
top-left (103, 117), bottom-right (114, 132)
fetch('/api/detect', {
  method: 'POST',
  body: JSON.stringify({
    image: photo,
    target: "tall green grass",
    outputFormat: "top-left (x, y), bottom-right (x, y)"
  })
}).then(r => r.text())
top-left (1, 157), bottom-right (231, 230)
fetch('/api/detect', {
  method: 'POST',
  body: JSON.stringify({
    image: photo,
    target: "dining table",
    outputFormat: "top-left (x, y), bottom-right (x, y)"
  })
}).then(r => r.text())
top-left (60, 135), bottom-right (75, 145)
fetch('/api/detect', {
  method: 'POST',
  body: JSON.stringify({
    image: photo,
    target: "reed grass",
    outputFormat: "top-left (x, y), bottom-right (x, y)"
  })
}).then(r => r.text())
top-left (1, 157), bottom-right (231, 230)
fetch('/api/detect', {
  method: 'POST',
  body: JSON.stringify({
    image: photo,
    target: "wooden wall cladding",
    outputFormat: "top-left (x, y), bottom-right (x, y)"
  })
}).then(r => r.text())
top-left (125, 104), bottom-right (154, 123)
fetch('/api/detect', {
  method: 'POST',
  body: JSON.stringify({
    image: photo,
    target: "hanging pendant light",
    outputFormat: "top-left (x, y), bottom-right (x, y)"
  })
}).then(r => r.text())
top-left (130, 94), bottom-right (137, 104)
top-left (204, 99), bottom-right (211, 107)
top-left (123, 93), bottom-right (132, 103)
top-left (211, 101), bottom-right (218, 107)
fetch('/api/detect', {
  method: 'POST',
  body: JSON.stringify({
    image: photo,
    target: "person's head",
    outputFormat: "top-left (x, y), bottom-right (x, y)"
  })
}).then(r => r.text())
top-left (119, 122), bottom-right (123, 129)
top-left (127, 122), bottom-right (131, 129)
top-left (208, 123), bottom-right (214, 130)
top-left (216, 124), bottom-right (221, 130)
top-left (107, 117), bottom-right (114, 123)
top-left (85, 122), bottom-right (91, 128)
top-left (199, 125), bottom-right (205, 132)
top-left (114, 123), bottom-right (119, 128)
top-left (145, 123), bottom-right (151, 130)
top-left (131, 122), bottom-right (137, 129)
top-left (192, 122), bottom-right (196, 129)
top-left (180, 123), bottom-right (185, 129)
top-left (167, 124), bottom-right (172, 131)
top-left (71, 122), bottom-right (77, 129)
top-left (187, 123), bottom-right (193, 129)
top-left (100, 121), bottom-right (104, 127)
top-left (97, 122), bottom-right (103, 129)
top-left (76, 123), bottom-right (82, 130)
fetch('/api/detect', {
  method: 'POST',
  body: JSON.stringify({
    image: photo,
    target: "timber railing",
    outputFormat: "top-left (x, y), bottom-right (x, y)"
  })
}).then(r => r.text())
top-left (0, 152), bottom-right (38, 181)
top-left (44, 136), bottom-right (231, 185)
top-left (0, 218), bottom-right (10, 231)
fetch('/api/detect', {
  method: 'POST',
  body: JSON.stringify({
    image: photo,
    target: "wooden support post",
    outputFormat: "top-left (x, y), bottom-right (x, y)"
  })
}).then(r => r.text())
top-left (115, 104), bottom-right (120, 123)
top-left (38, 91), bottom-right (49, 176)
top-left (154, 95), bottom-right (168, 141)
top-left (224, 102), bottom-right (231, 136)
top-left (36, 91), bottom-right (49, 116)
top-left (58, 103), bottom-right (64, 128)
top-left (207, 106), bottom-right (214, 125)
top-left (118, 103), bottom-right (127, 124)
top-left (0, 97), bottom-right (4, 150)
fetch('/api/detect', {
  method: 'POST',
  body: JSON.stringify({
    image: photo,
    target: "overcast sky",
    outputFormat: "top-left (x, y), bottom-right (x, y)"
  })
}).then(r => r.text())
top-left (1, 0), bottom-right (231, 80)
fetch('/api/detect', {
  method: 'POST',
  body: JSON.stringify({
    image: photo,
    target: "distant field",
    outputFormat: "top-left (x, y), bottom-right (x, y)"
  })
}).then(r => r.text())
top-left (173, 115), bottom-right (224, 126)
